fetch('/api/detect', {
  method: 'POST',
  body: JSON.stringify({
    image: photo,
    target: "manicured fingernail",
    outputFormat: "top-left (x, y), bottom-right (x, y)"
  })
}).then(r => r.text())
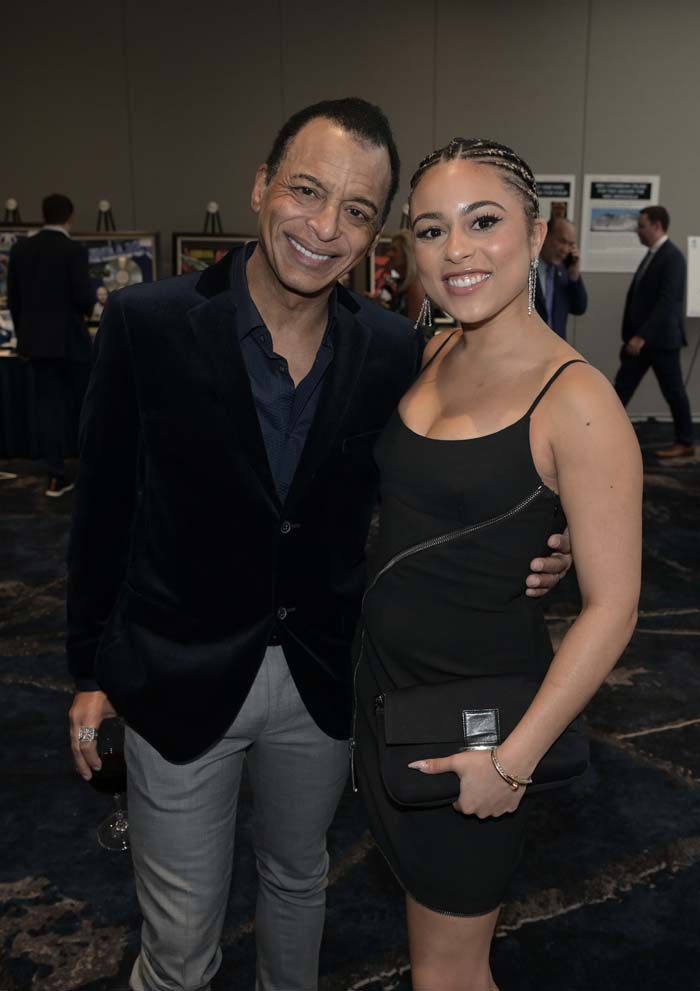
top-left (408, 761), bottom-right (430, 771)
top-left (532, 561), bottom-right (543, 571)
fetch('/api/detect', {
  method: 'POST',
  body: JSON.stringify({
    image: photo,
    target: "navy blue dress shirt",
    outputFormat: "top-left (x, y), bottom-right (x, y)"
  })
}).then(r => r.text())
top-left (231, 242), bottom-right (336, 502)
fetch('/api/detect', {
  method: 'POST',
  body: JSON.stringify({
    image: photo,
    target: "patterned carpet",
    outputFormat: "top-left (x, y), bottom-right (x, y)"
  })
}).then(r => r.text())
top-left (1, 421), bottom-right (698, 991)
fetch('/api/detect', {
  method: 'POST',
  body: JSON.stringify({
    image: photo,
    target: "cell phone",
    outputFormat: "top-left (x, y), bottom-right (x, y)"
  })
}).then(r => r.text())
top-left (564, 253), bottom-right (576, 268)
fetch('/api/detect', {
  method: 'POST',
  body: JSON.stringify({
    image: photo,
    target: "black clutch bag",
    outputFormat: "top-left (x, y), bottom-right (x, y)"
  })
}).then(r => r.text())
top-left (355, 485), bottom-right (590, 809)
top-left (375, 674), bottom-right (589, 808)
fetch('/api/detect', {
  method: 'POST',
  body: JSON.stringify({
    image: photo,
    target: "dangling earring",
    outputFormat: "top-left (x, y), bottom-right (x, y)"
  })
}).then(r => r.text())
top-left (415, 295), bottom-right (433, 330)
top-left (528, 257), bottom-right (539, 316)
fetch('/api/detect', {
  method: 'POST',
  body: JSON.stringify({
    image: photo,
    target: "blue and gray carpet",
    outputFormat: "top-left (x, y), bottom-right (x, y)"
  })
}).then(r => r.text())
top-left (1, 421), bottom-right (698, 991)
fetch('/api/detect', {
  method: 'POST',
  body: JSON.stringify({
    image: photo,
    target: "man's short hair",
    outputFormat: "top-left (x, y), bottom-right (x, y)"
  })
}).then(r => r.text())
top-left (42, 194), bottom-right (74, 225)
top-left (546, 215), bottom-right (573, 235)
top-left (640, 206), bottom-right (670, 232)
top-left (264, 97), bottom-right (400, 226)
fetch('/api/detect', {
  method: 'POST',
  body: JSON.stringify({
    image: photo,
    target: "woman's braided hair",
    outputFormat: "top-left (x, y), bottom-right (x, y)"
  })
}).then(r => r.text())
top-left (409, 138), bottom-right (539, 232)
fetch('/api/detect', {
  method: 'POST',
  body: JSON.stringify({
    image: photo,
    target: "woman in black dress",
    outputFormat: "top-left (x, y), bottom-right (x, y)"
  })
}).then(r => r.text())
top-left (355, 140), bottom-right (642, 990)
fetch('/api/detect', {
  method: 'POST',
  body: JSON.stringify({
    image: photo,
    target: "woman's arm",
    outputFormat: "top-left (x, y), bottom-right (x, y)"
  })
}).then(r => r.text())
top-left (497, 363), bottom-right (642, 780)
top-left (411, 364), bottom-right (642, 816)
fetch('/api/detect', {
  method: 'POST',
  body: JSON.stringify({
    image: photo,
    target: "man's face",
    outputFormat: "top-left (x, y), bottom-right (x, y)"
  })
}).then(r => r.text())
top-left (541, 218), bottom-right (576, 264)
top-left (637, 212), bottom-right (661, 247)
top-left (251, 117), bottom-right (391, 296)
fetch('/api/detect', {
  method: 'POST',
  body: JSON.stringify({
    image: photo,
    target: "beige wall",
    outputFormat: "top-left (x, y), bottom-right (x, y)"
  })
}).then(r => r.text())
top-left (3, 0), bottom-right (699, 416)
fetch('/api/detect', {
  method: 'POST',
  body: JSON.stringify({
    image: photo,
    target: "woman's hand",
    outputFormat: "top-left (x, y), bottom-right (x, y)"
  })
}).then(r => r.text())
top-left (408, 750), bottom-right (526, 818)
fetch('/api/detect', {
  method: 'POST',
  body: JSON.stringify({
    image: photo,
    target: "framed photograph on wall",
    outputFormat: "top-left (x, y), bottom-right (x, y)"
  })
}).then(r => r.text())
top-left (0, 224), bottom-right (41, 345)
top-left (172, 233), bottom-right (253, 275)
top-left (72, 231), bottom-right (160, 324)
top-left (366, 236), bottom-right (394, 296)
top-left (0, 225), bottom-right (41, 307)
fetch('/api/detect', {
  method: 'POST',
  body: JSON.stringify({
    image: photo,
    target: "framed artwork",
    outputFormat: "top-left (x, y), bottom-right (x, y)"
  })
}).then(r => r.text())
top-left (72, 231), bottom-right (160, 324)
top-left (172, 233), bottom-right (253, 275)
top-left (366, 236), bottom-right (394, 295)
top-left (0, 224), bottom-right (41, 307)
top-left (0, 225), bottom-right (41, 344)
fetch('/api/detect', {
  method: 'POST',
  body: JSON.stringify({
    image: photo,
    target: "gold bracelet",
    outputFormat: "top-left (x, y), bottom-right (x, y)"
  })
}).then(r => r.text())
top-left (490, 748), bottom-right (533, 791)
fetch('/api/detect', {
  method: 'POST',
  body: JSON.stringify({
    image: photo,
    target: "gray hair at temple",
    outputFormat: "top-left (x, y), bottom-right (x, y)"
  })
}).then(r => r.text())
top-left (409, 138), bottom-right (540, 234)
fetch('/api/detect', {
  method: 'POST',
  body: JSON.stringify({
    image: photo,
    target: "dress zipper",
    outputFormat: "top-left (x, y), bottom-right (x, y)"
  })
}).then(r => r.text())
top-left (349, 484), bottom-right (546, 792)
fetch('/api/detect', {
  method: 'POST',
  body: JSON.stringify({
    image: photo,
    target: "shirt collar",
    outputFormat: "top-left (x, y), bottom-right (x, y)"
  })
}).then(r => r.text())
top-left (42, 225), bottom-right (71, 238)
top-left (231, 240), bottom-right (337, 345)
top-left (649, 234), bottom-right (668, 254)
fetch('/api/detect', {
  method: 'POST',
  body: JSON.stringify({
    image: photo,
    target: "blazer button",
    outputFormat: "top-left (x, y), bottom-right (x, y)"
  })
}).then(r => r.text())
top-left (277, 607), bottom-right (288, 621)
top-left (280, 521), bottom-right (292, 535)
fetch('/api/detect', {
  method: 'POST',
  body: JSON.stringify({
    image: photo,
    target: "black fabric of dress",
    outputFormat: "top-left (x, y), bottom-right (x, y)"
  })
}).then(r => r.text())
top-left (356, 346), bottom-right (584, 915)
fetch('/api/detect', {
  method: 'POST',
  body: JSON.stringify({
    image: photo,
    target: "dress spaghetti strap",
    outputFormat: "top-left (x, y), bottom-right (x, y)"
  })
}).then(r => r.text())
top-left (415, 331), bottom-right (458, 381)
top-left (526, 359), bottom-right (588, 417)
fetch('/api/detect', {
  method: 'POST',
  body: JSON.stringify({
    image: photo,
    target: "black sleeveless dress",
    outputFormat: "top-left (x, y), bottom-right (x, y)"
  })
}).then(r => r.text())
top-left (354, 346), bottom-right (584, 916)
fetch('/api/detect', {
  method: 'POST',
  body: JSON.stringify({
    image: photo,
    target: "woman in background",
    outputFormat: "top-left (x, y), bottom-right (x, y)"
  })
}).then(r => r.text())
top-left (383, 229), bottom-right (425, 323)
top-left (355, 139), bottom-right (642, 991)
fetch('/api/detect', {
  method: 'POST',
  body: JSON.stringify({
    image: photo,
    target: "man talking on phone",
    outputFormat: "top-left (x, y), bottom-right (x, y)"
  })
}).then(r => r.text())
top-left (535, 216), bottom-right (588, 340)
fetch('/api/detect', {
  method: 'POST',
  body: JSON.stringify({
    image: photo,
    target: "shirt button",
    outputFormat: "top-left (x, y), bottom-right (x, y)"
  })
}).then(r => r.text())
top-left (277, 607), bottom-right (288, 621)
top-left (280, 521), bottom-right (292, 535)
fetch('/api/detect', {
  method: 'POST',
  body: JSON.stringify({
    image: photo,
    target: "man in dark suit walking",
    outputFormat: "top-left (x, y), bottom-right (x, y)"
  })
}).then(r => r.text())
top-left (66, 100), bottom-right (571, 991)
top-left (7, 194), bottom-right (95, 495)
top-left (614, 206), bottom-right (694, 458)
top-left (535, 216), bottom-right (587, 340)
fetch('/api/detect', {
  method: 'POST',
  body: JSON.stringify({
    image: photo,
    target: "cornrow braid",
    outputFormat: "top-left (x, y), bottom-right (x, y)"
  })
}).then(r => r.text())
top-left (410, 138), bottom-right (539, 231)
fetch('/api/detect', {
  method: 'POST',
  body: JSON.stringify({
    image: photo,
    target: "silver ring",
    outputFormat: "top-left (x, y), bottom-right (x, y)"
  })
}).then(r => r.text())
top-left (78, 726), bottom-right (98, 743)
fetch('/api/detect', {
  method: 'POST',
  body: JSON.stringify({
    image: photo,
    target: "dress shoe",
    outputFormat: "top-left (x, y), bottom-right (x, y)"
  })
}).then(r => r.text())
top-left (654, 443), bottom-right (695, 459)
top-left (45, 475), bottom-right (75, 497)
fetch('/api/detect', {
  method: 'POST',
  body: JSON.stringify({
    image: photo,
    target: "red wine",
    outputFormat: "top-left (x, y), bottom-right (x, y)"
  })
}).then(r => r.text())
top-left (89, 752), bottom-right (127, 795)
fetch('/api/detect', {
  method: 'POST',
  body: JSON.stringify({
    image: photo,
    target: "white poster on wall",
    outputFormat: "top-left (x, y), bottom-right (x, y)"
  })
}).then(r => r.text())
top-left (535, 175), bottom-right (576, 224)
top-left (688, 237), bottom-right (700, 318)
top-left (580, 174), bottom-right (660, 272)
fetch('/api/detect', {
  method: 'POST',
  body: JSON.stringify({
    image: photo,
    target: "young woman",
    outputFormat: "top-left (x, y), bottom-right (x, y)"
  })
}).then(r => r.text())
top-left (354, 139), bottom-right (642, 991)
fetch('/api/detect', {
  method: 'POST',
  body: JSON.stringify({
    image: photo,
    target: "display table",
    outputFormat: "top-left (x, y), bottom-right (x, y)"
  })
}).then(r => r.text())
top-left (0, 352), bottom-right (81, 461)
top-left (0, 352), bottom-right (38, 459)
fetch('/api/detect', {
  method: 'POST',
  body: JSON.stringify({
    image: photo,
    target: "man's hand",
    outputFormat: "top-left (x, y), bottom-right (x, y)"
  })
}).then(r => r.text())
top-left (526, 529), bottom-right (572, 597)
top-left (69, 690), bottom-right (117, 781)
top-left (566, 246), bottom-right (582, 280)
top-left (625, 336), bottom-right (645, 356)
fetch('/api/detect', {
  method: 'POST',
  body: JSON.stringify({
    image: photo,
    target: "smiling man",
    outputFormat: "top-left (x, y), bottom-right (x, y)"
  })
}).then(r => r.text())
top-left (65, 98), bottom-right (571, 991)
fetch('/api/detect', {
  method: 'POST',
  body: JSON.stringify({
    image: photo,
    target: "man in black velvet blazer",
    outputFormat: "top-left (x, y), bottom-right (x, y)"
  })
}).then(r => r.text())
top-left (534, 217), bottom-right (587, 341)
top-left (66, 100), bottom-right (571, 991)
top-left (614, 206), bottom-right (694, 458)
top-left (7, 194), bottom-right (94, 495)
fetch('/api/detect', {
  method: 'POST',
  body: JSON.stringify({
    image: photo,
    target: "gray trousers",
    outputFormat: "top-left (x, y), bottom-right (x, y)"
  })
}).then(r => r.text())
top-left (125, 647), bottom-right (349, 991)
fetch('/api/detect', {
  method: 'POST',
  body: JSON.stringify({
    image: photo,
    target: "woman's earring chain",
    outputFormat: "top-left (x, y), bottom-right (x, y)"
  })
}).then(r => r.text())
top-left (415, 295), bottom-right (433, 330)
top-left (528, 258), bottom-right (539, 316)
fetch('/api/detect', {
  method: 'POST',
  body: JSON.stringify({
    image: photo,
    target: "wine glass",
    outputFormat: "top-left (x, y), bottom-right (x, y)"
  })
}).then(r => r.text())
top-left (88, 717), bottom-right (129, 851)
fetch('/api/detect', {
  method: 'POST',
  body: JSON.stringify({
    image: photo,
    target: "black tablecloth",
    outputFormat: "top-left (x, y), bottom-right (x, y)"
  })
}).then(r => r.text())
top-left (0, 353), bottom-right (39, 459)
top-left (0, 353), bottom-right (80, 461)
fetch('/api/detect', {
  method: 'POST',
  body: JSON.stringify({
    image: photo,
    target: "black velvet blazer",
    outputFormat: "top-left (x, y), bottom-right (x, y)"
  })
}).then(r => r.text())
top-left (66, 248), bottom-right (421, 760)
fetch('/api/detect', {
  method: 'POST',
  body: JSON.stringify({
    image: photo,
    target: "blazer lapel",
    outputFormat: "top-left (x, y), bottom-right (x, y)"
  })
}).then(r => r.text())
top-left (188, 258), bottom-right (280, 513)
top-left (285, 299), bottom-right (372, 509)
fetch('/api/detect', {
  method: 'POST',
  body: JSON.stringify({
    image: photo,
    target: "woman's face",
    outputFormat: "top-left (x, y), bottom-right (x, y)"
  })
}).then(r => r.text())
top-left (410, 159), bottom-right (545, 325)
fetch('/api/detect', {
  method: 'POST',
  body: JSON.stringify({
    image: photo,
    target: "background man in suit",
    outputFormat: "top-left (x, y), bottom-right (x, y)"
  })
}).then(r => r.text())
top-left (7, 194), bottom-right (95, 495)
top-left (535, 216), bottom-right (587, 340)
top-left (614, 206), bottom-right (694, 458)
top-left (66, 99), bottom-right (572, 991)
